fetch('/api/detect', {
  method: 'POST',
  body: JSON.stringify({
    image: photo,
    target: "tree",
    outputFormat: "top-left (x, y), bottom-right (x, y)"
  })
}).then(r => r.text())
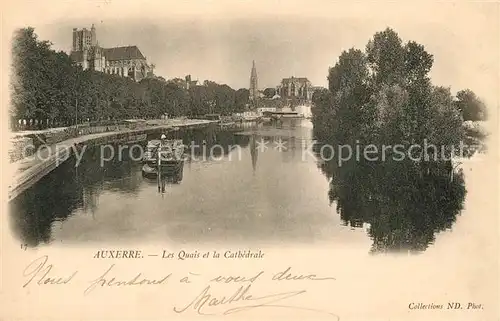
top-left (263, 87), bottom-right (276, 98)
top-left (404, 41), bottom-right (434, 86)
top-left (430, 86), bottom-right (464, 151)
top-left (214, 84), bottom-right (236, 115)
top-left (311, 88), bottom-right (335, 142)
top-left (313, 27), bottom-right (476, 176)
top-left (454, 89), bottom-right (487, 121)
top-left (12, 27), bottom-right (67, 123)
top-left (323, 48), bottom-right (373, 145)
top-left (366, 28), bottom-right (406, 87)
top-left (167, 77), bottom-right (185, 87)
top-left (235, 88), bottom-right (250, 112)
top-left (328, 48), bottom-right (369, 96)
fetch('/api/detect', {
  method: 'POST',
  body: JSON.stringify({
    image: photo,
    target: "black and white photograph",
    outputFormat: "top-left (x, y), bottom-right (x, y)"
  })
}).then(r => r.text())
top-left (2, 1), bottom-right (498, 320)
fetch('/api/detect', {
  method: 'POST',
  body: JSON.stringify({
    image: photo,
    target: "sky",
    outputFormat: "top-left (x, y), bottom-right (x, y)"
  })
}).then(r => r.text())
top-left (4, 1), bottom-right (499, 108)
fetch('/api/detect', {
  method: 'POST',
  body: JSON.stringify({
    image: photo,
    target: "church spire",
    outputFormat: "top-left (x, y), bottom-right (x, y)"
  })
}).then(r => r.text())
top-left (249, 60), bottom-right (258, 102)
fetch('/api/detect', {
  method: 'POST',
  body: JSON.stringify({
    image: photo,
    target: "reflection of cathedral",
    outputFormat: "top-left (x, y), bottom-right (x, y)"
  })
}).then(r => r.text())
top-left (70, 24), bottom-right (154, 82)
top-left (250, 134), bottom-right (258, 173)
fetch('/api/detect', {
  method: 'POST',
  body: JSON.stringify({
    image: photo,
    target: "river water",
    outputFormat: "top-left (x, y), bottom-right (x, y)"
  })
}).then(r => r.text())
top-left (8, 119), bottom-right (474, 252)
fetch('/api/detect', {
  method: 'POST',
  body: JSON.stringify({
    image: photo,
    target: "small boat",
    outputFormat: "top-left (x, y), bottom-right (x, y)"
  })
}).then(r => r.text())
top-left (142, 138), bottom-right (185, 178)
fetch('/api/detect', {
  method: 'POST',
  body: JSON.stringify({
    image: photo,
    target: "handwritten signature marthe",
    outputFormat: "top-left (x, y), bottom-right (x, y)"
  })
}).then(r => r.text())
top-left (173, 283), bottom-right (339, 319)
top-left (22, 256), bottom-right (340, 319)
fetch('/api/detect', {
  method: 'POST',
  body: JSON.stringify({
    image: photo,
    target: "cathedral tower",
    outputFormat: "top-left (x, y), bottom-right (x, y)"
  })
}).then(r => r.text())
top-left (249, 60), bottom-right (258, 101)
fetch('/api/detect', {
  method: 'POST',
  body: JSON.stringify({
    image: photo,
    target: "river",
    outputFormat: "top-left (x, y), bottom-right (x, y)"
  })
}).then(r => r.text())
top-left (8, 119), bottom-right (474, 253)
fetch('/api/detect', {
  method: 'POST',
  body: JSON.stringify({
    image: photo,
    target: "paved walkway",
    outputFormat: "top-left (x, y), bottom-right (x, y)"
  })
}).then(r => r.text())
top-left (10, 126), bottom-right (71, 138)
top-left (10, 119), bottom-right (187, 138)
top-left (11, 130), bottom-right (140, 173)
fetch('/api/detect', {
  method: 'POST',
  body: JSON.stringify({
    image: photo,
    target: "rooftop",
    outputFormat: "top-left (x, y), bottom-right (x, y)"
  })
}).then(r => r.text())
top-left (281, 77), bottom-right (310, 84)
top-left (103, 46), bottom-right (146, 61)
top-left (70, 45), bottom-right (147, 62)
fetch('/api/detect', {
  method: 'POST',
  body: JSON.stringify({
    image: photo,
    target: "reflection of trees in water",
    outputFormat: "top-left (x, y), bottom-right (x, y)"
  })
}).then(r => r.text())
top-left (10, 125), bottom-right (251, 247)
top-left (9, 144), bottom-right (144, 247)
top-left (319, 153), bottom-right (466, 253)
top-left (9, 160), bottom-right (83, 246)
top-left (76, 145), bottom-right (143, 194)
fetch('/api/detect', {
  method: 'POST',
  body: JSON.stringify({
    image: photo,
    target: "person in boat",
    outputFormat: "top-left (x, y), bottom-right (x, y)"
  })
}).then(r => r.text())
top-left (157, 134), bottom-right (167, 165)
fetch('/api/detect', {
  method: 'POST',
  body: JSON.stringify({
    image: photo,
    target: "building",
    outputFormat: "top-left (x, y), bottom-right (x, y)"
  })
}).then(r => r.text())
top-left (72, 24), bottom-right (97, 51)
top-left (312, 86), bottom-right (326, 92)
top-left (249, 60), bottom-right (258, 101)
top-left (70, 24), bottom-right (154, 82)
top-left (185, 75), bottom-right (200, 90)
top-left (277, 77), bottom-right (314, 101)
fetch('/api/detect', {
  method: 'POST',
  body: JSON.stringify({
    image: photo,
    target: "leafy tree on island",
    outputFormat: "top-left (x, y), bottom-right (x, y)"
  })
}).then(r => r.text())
top-left (312, 27), bottom-right (475, 253)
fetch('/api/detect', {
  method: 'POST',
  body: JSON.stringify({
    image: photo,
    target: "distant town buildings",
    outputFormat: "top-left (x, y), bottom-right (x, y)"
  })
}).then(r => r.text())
top-left (245, 61), bottom-right (322, 110)
top-left (70, 24), bottom-right (154, 82)
top-left (246, 59), bottom-right (322, 111)
top-left (184, 75), bottom-right (200, 90)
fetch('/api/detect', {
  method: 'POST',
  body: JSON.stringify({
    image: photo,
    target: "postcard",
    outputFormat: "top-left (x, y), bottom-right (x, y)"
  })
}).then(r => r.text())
top-left (1, 1), bottom-right (498, 320)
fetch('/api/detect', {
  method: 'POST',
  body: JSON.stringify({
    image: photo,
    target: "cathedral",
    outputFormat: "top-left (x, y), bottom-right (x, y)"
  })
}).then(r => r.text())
top-left (70, 24), bottom-right (154, 82)
top-left (277, 77), bottom-right (314, 101)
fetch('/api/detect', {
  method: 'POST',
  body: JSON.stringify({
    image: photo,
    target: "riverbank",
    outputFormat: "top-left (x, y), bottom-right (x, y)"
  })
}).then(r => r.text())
top-left (8, 119), bottom-right (216, 202)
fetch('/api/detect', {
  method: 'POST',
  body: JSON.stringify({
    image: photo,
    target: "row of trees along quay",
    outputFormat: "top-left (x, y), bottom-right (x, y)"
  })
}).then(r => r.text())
top-left (10, 27), bottom-right (251, 131)
top-left (311, 28), bottom-right (487, 162)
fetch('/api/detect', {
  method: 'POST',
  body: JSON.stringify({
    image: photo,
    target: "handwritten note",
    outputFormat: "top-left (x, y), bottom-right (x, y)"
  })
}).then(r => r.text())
top-left (21, 255), bottom-right (340, 319)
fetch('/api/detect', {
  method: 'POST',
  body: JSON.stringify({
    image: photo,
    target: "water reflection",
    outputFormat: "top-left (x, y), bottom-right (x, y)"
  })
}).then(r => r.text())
top-left (9, 144), bottom-right (146, 246)
top-left (163, 125), bottom-right (252, 164)
top-left (10, 125), bottom-right (250, 246)
top-left (317, 151), bottom-right (467, 253)
top-left (77, 143), bottom-right (143, 195)
top-left (152, 167), bottom-right (185, 194)
top-left (9, 159), bottom-right (83, 246)
top-left (9, 120), bottom-right (468, 251)
top-left (250, 134), bottom-right (258, 173)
